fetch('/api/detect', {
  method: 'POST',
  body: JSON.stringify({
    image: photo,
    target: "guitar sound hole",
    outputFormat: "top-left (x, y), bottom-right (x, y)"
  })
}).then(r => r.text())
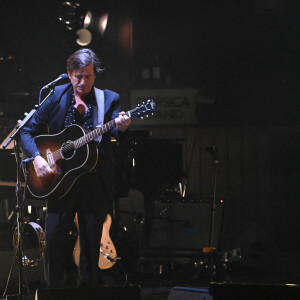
top-left (61, 141), bottom-right (75, 159)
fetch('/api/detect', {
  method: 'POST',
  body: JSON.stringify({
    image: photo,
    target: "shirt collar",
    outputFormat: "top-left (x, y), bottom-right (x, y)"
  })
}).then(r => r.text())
top-left (71, 87), bottom-right (96, 105)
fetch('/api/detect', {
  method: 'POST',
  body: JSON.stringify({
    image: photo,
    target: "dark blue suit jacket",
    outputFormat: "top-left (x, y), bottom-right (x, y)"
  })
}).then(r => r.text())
top-left (19, 83), bottom-right (122, 158)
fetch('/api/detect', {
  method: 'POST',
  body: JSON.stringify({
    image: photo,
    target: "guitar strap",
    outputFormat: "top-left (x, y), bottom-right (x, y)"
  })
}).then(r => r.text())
top-left (93, 88), bottom-right (105, 143)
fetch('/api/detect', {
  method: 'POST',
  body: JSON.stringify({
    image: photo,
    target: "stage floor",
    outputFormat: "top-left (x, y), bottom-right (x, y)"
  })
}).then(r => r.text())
top-left (1, 247), bottom-right (300, 299)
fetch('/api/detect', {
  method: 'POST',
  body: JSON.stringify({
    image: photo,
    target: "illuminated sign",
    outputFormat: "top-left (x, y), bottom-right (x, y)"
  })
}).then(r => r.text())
top-left (130, 89), bottom-right (214, 126)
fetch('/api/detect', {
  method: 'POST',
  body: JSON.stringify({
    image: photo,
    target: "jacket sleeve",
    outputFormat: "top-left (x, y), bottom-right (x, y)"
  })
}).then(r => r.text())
top-left (19, 84), bottom-right (70, 158)
top-left (19, 97), bottom-right (56, 157)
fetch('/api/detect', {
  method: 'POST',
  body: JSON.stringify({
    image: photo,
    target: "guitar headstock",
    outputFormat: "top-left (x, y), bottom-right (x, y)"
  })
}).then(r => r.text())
top-left (130, 99), bottom-right (156, 119)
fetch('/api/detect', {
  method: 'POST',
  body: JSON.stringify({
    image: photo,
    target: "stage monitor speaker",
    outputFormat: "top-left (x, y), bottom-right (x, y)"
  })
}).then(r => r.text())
top-left (150, 200), bottom-right (223, 250)
top-left (167, 286), bottom-right (212, 300)
top-left (35, 286), bottom-right (141, 300)
top-left (210, 282), bottom-right (300, 300)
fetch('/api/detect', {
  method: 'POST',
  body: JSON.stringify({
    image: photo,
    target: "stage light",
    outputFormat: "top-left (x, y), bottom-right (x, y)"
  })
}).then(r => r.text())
top-left (57, 1), bottom-right (109, 45)
top-left (98, 13), bottom-right (108, 35)
top-left (76, 28), bottom-right (92, 46)
top-left (83, 11), bottom-right (92, 28)
top-left (58, 1), bottom-right (87, 30)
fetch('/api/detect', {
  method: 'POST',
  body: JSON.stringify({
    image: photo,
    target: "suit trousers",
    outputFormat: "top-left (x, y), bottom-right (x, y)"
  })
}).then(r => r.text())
top-left (44, 172), bottom-right (109, 288)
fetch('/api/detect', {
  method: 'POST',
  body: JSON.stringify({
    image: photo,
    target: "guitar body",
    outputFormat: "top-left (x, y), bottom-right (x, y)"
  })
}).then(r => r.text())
top-left (26, 124), bottom-right (98, 200)
top-left (73, 214), bottom-right (117, 270)
top-left (24, 100), bottom-right (156, 200)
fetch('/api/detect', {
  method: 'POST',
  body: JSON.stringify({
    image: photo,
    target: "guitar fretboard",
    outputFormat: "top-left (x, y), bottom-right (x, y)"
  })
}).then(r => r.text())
top-left (74, 119), bottom-right (116, 149)
top-left (50, 101), bottom-right (153, 159)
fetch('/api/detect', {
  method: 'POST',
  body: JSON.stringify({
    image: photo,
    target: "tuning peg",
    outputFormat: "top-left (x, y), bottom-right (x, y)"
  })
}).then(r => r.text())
top-left (141, 116), bottom-right (143, 119)
top-left (146, 115), bottom-right (149, 118)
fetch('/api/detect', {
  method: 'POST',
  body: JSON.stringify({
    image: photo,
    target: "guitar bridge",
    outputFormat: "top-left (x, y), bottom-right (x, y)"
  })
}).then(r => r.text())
top-left (46, 149), bottom-right (55, 168)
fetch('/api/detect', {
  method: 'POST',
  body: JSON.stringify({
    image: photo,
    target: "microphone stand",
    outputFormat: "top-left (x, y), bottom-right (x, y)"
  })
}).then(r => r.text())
top-left (202, 145), bottom-right (226, 282)
top-left (2, 88), bottom-right (55, 299)
top-left (14, 142), bottom-right (26, 299)
top-left (208, 147), bottom-right (219, 249)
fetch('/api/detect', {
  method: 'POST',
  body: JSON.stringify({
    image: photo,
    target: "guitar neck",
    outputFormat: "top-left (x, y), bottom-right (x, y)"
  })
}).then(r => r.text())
top-left (72, 99), bottom-right (156, 149)
top-left (74, 110), bottom-right (131, 149)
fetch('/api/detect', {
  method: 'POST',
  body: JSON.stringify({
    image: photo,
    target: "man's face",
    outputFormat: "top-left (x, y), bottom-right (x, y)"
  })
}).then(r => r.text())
top-left (68, 63), bottom-right (96, 98)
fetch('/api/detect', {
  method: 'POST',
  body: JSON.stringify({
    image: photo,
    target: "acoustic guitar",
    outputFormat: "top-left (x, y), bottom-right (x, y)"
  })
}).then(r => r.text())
top-left (73, 213), bottom-right (117, 269)
top-left (24, 100), bottom-right (156, 200)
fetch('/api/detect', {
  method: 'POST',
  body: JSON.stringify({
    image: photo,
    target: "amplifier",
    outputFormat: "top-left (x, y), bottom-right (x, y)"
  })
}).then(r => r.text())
top-left (149, 200), bottom-right (224, 250)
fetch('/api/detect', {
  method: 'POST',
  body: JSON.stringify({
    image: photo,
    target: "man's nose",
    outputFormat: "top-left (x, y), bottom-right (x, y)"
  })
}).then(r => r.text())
top-left (78, 77), bottom-right (87, 84)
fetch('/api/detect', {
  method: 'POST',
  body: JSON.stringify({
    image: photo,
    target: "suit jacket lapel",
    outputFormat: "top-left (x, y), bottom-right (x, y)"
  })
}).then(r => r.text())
top-left (93, 87), bottom-right (105, 143)
top-left (48, 84), bottom-right (73, 133)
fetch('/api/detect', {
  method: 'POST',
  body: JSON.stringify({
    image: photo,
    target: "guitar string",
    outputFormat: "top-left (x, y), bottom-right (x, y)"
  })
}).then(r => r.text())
top-left (57, 106), bottom-right (141, 155)
top-left (49, 121), bottom-right (116, 161)
top-left (48, 107), bottom-right (147, 162)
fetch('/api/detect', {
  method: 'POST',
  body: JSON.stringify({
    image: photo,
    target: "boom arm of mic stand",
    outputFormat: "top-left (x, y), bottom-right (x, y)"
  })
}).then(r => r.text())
top-left (2, 88), bottom-right (54, 149)
top-left (2, 109), bottom-right (36, 149)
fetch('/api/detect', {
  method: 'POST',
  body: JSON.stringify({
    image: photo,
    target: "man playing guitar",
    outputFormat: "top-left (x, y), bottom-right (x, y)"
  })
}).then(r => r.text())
top-left (19, 48), bottom-right (131, 288)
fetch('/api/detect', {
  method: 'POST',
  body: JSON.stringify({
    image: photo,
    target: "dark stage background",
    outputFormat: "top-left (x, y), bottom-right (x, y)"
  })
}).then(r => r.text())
top-left (1, 0), bottom-right (300, 292)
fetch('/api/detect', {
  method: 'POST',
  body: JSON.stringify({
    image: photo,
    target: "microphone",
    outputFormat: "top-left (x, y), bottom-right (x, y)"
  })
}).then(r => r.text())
top-left (42, 73), bottom-right (69, 89)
